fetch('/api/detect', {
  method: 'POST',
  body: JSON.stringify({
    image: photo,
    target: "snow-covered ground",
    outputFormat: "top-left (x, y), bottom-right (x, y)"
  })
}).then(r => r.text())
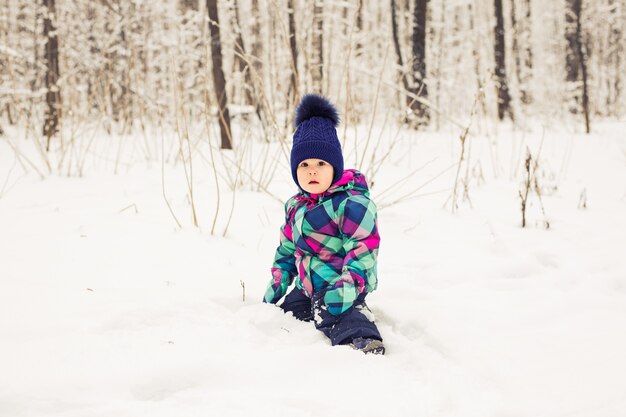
top-left (1, 123), bottom-right (625, 417)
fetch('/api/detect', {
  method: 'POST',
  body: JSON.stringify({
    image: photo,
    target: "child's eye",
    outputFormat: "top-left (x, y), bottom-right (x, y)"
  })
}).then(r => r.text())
top-left (318, 161), bottom-right (326, 166)
top-left (300, 162), bottom-right (308, 168)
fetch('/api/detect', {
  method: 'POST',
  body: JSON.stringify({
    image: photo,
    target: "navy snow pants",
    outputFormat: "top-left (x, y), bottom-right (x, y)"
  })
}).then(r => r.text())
top-left (280, 287), bottom-right (382, 346)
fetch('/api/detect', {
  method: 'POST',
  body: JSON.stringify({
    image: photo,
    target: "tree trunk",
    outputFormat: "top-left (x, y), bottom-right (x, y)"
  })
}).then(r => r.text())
top-left (1, 2), bottom-right (10, 128)
top-left (411, 0), bottom-right (429, 125)
top-left (606, 0), bottom-right (621, 116)
top-left (28, 3), bottom-right (40, 123)
top-left (42, 0), bottom-right (61, 150)
top-left (119, 24), bottom-right (131, 131)
top-left (207, 0), bottom-right (233, 149)
top-left (510, 0), bottom-right (532, 104)
top-left (86, 4), bottom-right (99, 113)
top-left (249, 0), bottom-right (266, 121)
top-left (493, 0), bottom-right (513, 120)
top-left (103, 8), bottom-right (128, 128)
top-left (109, 23), bottom-right (130, 128)
top-left (575, 0), bottom-right (590, 133)
top-left (355, 0), bottom-right (364, 56)
top-left (565, 0), bottom-right (580, 84)
top-left (232, 0), bottom-right (254, 105)
top-left (232, 0), bottom-right (246, 75)
top-left (312, 1), bottom-right (324, 94)
top-left (179, 0), bottom-right (201, 122)
top-left (250, 0), bottom-right (263, 79)
top-left (433, 0), bottom-right (447, 129)
top-left (510, 0), bottom-right (524, 103)
top-left (468, 4), bottom-right (487, 121)
top-left (288, 0), bottom-right (299, 101)
top-left (565, 0), bottom-right (590, 132)
top-left (523, 0), bottom-right (533, 101)
top-left (391, 0), bottom-right (410, 93)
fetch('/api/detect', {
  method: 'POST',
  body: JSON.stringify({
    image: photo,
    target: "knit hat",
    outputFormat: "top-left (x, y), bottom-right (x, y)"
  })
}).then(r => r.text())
top-left (290, 94), bottom-right (344, 188)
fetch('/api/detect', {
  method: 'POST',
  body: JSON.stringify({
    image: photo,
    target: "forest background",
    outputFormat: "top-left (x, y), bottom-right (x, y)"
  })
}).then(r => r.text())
top-left (1, 0), bottom-right (621, 175)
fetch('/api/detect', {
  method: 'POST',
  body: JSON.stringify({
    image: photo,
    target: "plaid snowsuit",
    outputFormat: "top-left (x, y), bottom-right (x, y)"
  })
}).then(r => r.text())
top-left (263, 169), bottom-right (382, 344)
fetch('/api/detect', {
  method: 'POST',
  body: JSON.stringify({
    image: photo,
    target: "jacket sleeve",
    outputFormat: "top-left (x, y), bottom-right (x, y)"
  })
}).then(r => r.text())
top-left (263, 201), bottom-right (298, 304)
top-left (324, 194), bottom-right (380, 315)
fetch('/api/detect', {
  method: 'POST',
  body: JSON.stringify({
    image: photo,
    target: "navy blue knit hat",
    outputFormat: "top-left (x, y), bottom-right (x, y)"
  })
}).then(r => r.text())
top-left (290, 94), bottom-right (344, 188)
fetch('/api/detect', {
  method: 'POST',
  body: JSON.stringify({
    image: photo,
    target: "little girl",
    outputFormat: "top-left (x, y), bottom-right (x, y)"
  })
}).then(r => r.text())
top-left (263, 94), bottom-right (384, 355)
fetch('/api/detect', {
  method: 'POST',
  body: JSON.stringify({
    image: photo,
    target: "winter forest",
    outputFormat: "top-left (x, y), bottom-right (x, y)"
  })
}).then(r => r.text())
top-left (1, 1), bottom-right (626, 416)
top-left (2, 0), bottom-right (624, 151)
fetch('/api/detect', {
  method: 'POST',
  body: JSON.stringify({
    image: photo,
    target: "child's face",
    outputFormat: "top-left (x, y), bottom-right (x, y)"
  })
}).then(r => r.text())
top-left (297, 158), bottom-right (334, 194)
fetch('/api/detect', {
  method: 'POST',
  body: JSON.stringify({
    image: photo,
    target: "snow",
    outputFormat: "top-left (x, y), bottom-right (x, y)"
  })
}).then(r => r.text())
top-left (1, 123), bottom-right (626, 417)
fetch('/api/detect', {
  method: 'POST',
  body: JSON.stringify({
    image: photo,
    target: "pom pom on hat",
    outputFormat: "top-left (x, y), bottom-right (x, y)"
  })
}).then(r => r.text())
top-left (295, 94), bottom-right (340, 127)
top-left (291, 94), bottom-right (344, 189)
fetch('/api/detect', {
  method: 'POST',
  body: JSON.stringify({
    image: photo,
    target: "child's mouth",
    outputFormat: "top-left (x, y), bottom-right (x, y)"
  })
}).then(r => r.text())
top-left (309, 181), bottom-right (319, 184)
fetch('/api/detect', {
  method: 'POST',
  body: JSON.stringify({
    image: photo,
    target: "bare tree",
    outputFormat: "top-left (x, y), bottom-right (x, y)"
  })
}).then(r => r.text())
top-left (391, 0), bottom-right (409, 106)
top-left (207, 0), bottom-right (233, 149)
top-left (523, 0), bottom-right (533, 100)
top-left (99, 2), bottom-right (134, 132)
top-left (42, 0), bottom-right (61, 149)
top-left (287, 0), bottom-right (299, 101)
top-left (250, 0), bottom-right (263, 86)
top-left (606, 0), bottom-right (622, 116)
top-left (467, 4), bottom-right (488, 121)
top-left (355, 0), bottom-right (364, 56)
top-left (0, 1), bottom-right (11, 129)
top-left (232, 0), bottom-right (254, 105)
top-left (511, 0), bottom-right (533, 104)
top-left (312, 0), bottom-right (324, 94)
top-left (411, 0), bottom-right (430, 124)
top-left (391, 0), bottom-right (429, 127)
top-left (85, 3), bottom-right (99, 114)
top-left (231, 0), bottom-right (268, 127)
top-left (493, 0), bottom-right (513, 120)
top-left (118, 5), bottom-right (133, 131)
top-left (565, 0), bottom-right (590, 132)
top-left (565, 1), bottom-right (581, 86)
top-left (576, 1), bottom-right (590, 134)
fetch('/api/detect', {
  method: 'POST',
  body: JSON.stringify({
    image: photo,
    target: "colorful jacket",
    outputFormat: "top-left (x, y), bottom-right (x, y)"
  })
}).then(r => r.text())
top-left (263, 169), bottom-right (380, 315)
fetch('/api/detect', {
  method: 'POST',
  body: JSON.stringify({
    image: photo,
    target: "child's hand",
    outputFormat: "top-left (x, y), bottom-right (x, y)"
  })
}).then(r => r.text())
top-left (323, 277), bottom-right (358, 316)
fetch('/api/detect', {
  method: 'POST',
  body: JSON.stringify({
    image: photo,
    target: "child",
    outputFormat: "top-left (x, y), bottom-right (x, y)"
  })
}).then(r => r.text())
top-left (263, 94), bottom-right (384, 355)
